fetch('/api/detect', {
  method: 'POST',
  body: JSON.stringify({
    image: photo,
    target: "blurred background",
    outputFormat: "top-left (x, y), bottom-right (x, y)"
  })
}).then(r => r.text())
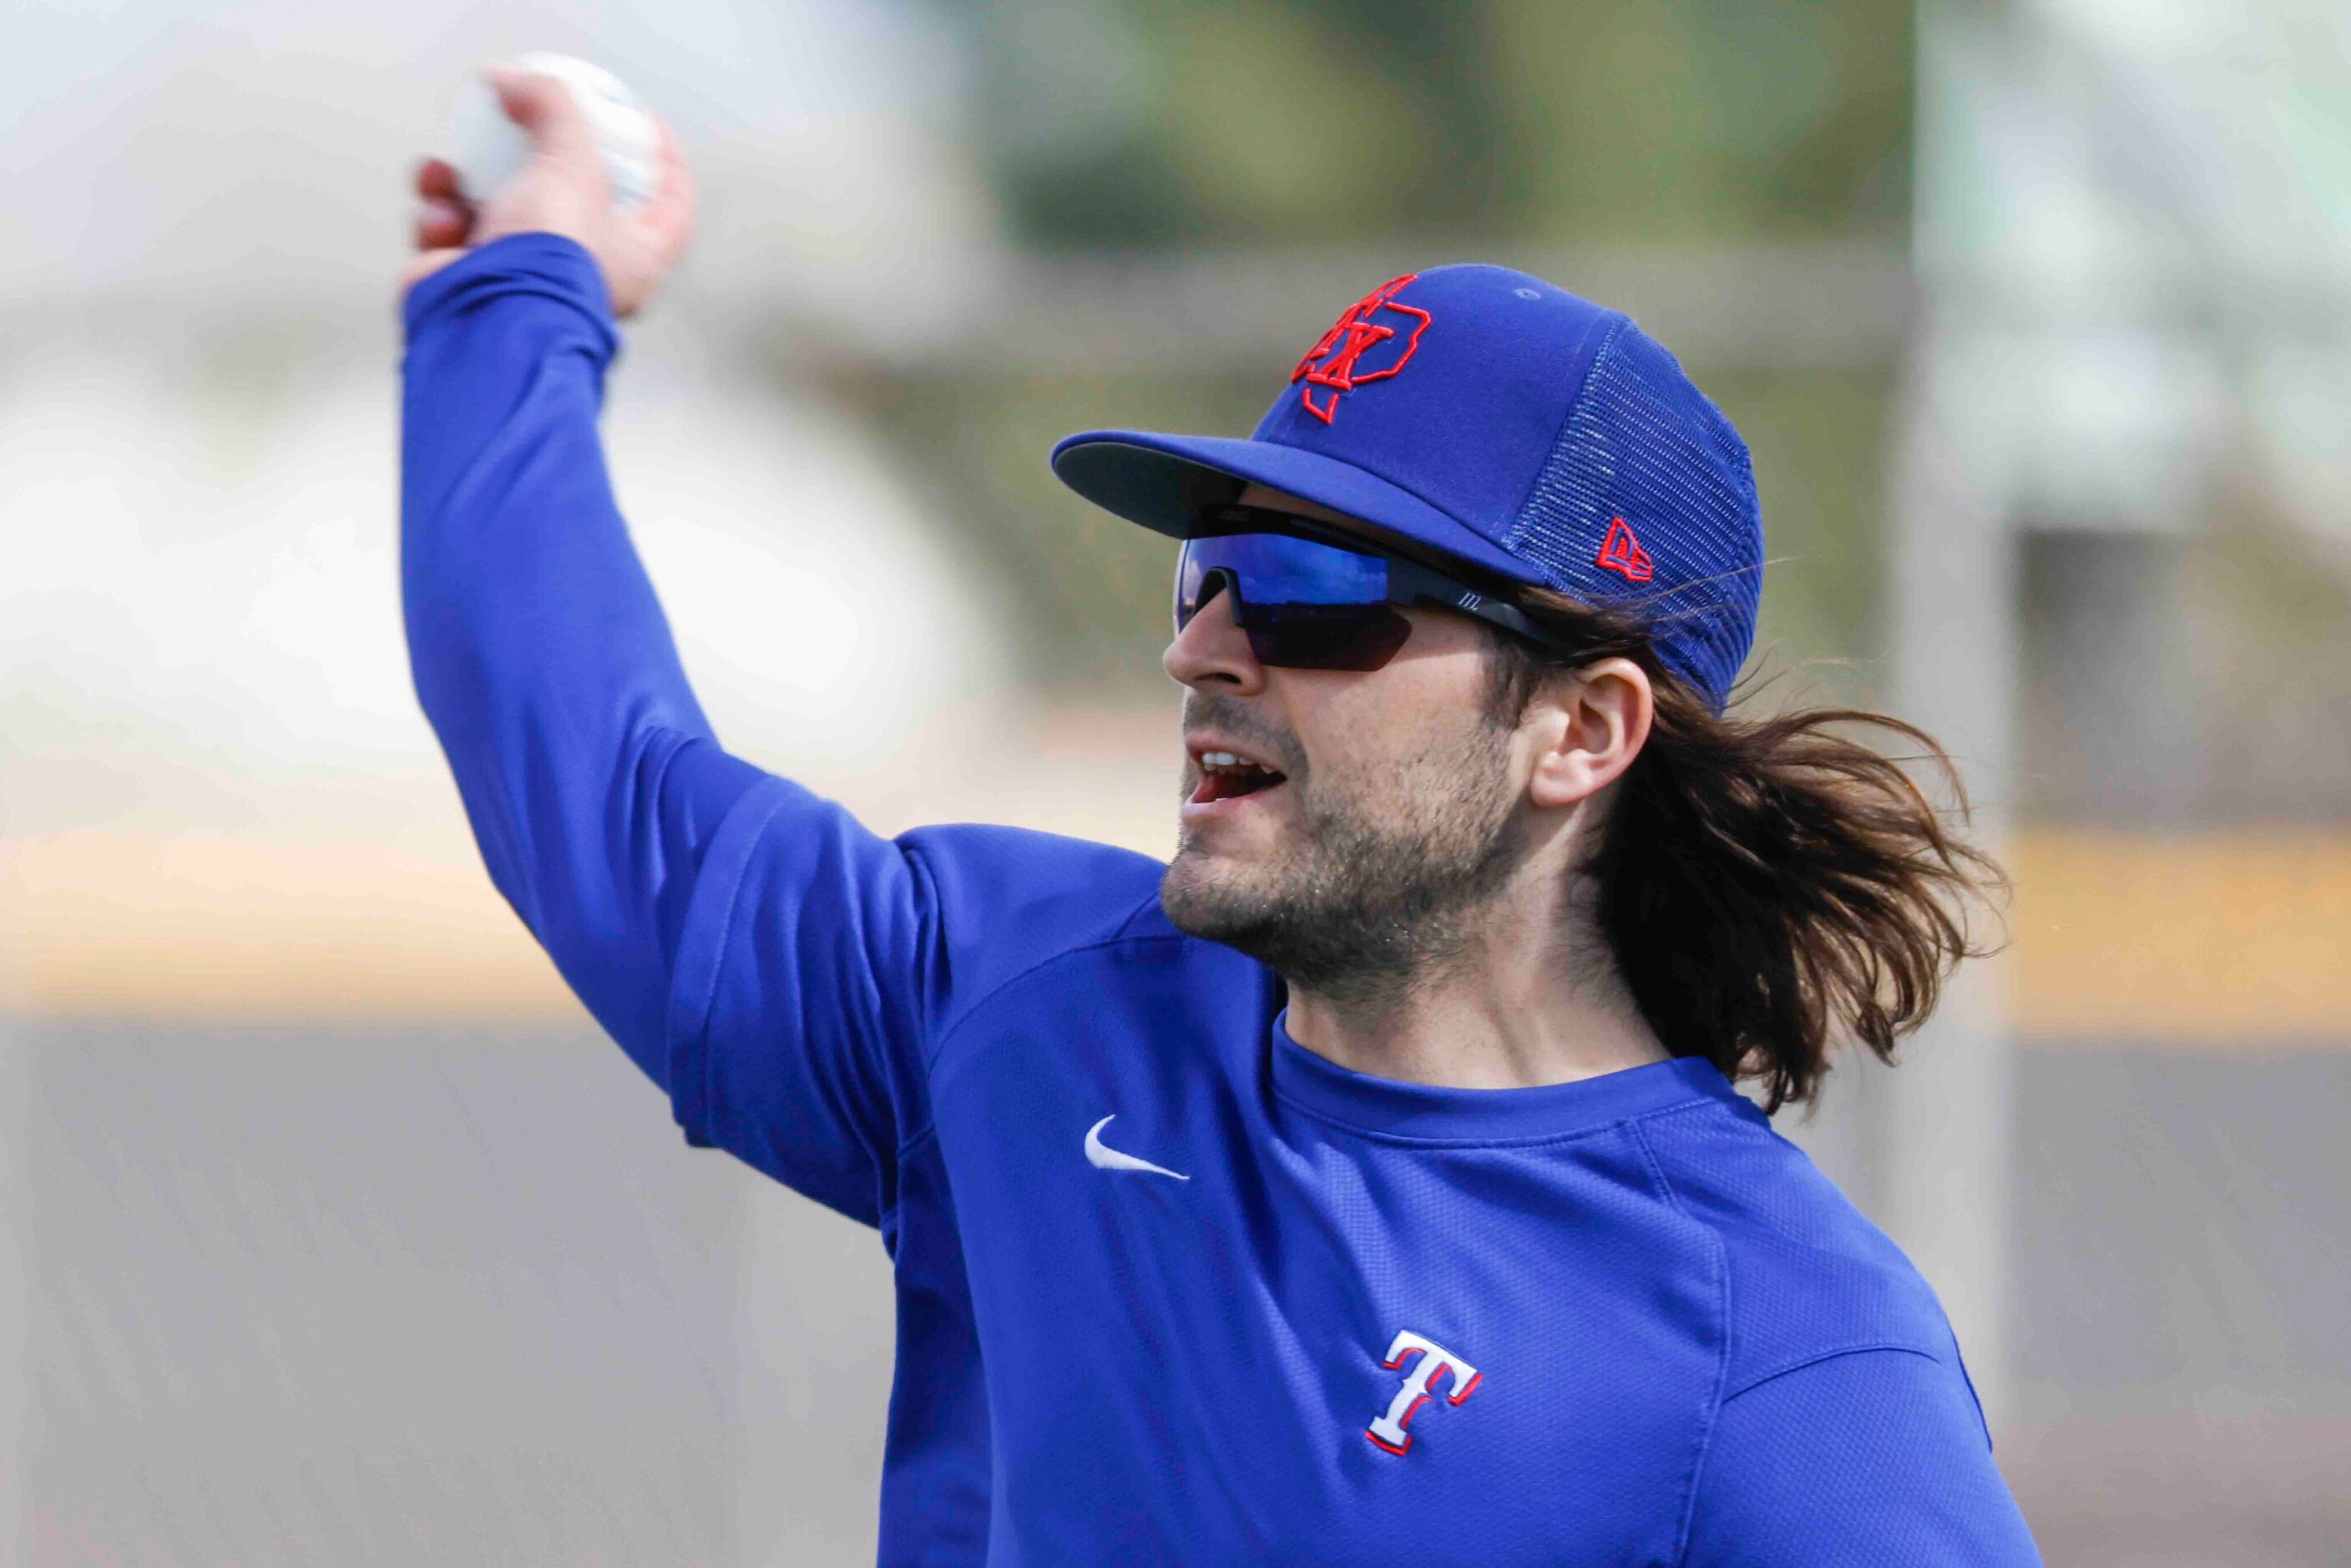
top-left (3, 0), bottom-right (2348, 1561)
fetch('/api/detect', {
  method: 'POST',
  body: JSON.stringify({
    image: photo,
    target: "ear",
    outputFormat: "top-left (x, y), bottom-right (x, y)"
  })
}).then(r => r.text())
top-left (1524, 657), bottom-right (1654, 810)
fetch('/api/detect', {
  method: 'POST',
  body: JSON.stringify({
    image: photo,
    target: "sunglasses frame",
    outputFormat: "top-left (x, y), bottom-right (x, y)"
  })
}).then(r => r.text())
top-left (1177, 503), bottom-right (1555, 671)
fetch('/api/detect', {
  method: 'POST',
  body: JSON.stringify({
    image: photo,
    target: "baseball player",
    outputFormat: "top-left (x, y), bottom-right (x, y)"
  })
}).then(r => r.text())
top-left (402, 70), bottom-right (2041, 1564)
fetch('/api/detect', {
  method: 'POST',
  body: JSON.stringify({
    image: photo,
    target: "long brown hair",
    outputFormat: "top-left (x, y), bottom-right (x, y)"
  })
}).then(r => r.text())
top-left (1484, 588), bottom-right (2007, 1113)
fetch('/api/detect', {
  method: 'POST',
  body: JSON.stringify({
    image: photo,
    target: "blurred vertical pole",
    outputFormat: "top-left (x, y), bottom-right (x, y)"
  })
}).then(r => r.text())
top-left (2, 1024), bottom-right (27, 1559)
top-left (1877, 324), bottom-right (2018, 1425)
top-left (1867, 0), bottom-right (2020, 1428)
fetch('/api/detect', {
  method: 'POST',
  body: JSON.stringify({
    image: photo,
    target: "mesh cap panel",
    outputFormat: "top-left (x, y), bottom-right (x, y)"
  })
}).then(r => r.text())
top-left (1504, 321), bottom-right (1763, 710)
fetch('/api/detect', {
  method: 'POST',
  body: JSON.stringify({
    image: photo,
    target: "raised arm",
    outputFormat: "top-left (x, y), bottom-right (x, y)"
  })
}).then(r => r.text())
top-left (400, 69), bottom-right (759, 1081)
top-left (397, 68), bottom-right (1166, 1226)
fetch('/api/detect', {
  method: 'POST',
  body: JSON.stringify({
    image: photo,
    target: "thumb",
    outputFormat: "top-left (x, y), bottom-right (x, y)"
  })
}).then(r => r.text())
top-left (487, 64), bottom-right (599, 169)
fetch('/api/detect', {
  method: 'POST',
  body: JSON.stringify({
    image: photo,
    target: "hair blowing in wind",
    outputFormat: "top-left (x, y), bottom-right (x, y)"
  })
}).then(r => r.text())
top-left (1487, 587), bottom-right (2010, 1114)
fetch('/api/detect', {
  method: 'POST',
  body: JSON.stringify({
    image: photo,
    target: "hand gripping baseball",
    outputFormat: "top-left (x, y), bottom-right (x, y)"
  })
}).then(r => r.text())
top-left (403, 64), bottom-right (695, 317)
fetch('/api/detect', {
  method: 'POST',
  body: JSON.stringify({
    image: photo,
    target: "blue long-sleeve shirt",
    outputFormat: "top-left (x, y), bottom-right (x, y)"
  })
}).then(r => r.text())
top-left (401, 231), bottom-right (2043, 1566)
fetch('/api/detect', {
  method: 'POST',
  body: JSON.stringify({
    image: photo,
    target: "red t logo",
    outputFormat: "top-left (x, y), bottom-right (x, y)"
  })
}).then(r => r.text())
top-left (1290, 275), bottom-right (1433, 425)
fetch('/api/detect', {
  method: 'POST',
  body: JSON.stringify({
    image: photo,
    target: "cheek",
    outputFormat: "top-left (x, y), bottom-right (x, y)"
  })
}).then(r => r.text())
top-left (1272, 619), bottom-right (1494, 799)
top-left (1291, 670), bottom-right (1415, 758)
top-left (1301, 717), bottom-right (1507, 828)
top-left (1292, 653), bottom-right (1490, 781)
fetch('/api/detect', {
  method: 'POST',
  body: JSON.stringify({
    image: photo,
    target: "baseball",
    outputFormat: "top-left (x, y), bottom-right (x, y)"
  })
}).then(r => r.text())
top-left (445, 53), bottom-right (660, 211)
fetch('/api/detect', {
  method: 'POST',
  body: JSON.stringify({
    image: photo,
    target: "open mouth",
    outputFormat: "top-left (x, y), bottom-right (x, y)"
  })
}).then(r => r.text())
top-left (1191, 749), bottom-right (1289, 806)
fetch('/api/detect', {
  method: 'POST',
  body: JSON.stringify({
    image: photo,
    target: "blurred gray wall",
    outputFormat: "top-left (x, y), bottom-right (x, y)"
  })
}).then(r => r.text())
top-left (10, 1020), bottom-right (894, 1566)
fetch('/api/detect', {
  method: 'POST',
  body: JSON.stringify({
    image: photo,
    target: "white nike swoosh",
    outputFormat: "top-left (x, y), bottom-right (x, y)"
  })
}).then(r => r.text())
top-left (1084, 1115), bottom-right (1191, 1181)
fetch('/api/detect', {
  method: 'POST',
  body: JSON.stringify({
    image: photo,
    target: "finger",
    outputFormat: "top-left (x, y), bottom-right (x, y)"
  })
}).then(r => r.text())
top-left (639, 119), bottom-right (696, 255)
top-left (486, 63), bottom-right (598, 164)
top-left (416, 156), bottom-right (463, 201)
top-left (413, 196), bottom-right (473, 251)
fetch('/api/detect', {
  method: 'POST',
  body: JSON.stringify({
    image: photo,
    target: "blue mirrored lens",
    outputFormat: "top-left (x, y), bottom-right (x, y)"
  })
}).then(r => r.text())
top-left (1175, 533), bottom-right (1393, 626)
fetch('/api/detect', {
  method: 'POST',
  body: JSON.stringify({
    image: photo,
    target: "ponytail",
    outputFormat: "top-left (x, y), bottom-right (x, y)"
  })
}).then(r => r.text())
top-left (1485, 589), bottom-right (2006, 1113)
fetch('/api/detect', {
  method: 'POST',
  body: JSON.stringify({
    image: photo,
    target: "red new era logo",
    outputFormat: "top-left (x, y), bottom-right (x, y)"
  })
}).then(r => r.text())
top-left (1595, 515), bottom-right (1654, 582)
top-left (1290, 274), bottom-right (1432, 425)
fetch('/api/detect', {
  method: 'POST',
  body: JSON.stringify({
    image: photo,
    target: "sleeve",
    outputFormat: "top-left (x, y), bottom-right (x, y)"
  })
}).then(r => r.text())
top-left (402, 233), bottom-right (1165, 1229)
top-left (403, 232), bottom-right (761, 1080)
top-left (398, 234), bottom-right (918, 1222)
top-left (664, 802), bottom-right (1165, 1225)
top-left (1680, 1348), bottom-right (2044, 1566)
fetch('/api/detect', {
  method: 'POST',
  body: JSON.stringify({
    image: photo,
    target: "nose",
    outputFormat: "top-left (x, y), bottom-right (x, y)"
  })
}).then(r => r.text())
top-left (1162, 575), bottom-right (1267, 695)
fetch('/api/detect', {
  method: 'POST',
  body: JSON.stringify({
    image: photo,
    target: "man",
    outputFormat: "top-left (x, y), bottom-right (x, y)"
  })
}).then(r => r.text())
top-left (403, 68), bottom-right (2042, 1564)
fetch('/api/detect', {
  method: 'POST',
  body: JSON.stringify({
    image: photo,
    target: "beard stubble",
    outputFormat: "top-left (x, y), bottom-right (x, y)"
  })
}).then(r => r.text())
top-left (1159, 693), bottom-right (1529, 1010)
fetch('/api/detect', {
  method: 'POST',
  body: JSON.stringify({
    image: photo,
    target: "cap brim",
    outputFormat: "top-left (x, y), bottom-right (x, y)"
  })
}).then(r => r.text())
top-left (1049, 430), bottom-right (1545, 589)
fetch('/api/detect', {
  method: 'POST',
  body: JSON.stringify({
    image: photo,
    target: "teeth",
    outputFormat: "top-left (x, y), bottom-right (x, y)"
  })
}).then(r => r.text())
top-left (1200, 750), bottom-right (1268, 774)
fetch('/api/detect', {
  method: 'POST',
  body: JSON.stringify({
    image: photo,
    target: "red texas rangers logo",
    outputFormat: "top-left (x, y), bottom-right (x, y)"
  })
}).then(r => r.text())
top-left (1291, 274), bottom-right (1432, 425)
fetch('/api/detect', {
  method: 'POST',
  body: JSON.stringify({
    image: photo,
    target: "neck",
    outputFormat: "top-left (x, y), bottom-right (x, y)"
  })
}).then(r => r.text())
top-left (1282, 864), bottom-right (1668, 1092)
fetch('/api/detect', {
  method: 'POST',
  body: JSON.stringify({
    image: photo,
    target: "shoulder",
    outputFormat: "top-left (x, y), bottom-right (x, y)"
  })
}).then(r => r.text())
top-left (1640, 1100), bottom-right (2040, 1562)
top-left (690, 776), bottom-right (1186, 1019)
top-left (895, 822), bottom-right (1166, 939)
top-left (894, 820), bottom-right (1180, 1000)
top-left (1629, 1092), bottom-right (1975, 1408)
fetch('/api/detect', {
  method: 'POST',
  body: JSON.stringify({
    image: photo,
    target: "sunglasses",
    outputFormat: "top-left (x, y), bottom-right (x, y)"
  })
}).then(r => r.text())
top-left (1174, 504), bottom-right (1550, 671)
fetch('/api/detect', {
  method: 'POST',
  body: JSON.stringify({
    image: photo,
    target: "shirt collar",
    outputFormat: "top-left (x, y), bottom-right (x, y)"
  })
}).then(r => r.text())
top-left (1268, 1006), bottom-right (1754, 1143)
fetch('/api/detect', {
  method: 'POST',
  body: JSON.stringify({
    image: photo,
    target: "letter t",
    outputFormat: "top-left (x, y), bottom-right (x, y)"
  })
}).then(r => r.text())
top-left (1367, 1330), bottom-right (1482, 1455)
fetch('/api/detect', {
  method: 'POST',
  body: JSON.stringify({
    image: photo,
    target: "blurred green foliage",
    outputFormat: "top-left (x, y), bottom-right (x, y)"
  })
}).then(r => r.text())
top-left (851, 0), bottom-right (1913, 693)
top-left (827, 367), bottom-right (1267, 682)
top-left (967, 0), bottom-right (1911, 247)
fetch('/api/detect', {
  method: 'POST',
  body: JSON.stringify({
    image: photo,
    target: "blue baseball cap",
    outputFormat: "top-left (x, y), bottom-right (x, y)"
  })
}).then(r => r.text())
top-left (1049, 265), bottom-right (1764, 712)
